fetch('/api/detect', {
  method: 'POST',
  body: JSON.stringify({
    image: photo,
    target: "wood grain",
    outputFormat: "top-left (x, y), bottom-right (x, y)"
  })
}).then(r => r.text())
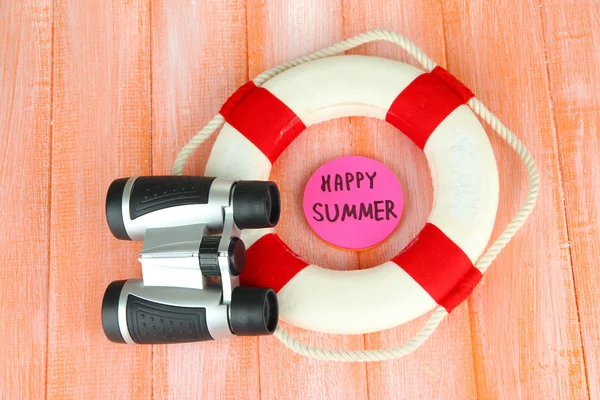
top-left (150, 1), bottom-right (258, 399)
top-left (247, 1), bottom-right (369, 399)
top-left (443, 0), bottom-right (589, 398)
top-left (542, 0), bottom-right (600, 398)
top-left (0, 0), bottom-right (598, 397)
top-left (47, 0), bottom-right (153, 398)
top-left (0, 0), bottom-right (52, 398)
top-left (342, 2), bottom-right (479, 399)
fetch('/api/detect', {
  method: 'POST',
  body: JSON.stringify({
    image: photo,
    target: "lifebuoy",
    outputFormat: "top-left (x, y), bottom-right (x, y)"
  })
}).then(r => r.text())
top-left (205, 55), bottom-right (499, 335)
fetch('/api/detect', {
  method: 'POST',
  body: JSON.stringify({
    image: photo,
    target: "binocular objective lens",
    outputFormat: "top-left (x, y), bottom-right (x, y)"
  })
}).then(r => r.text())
top-left (233, 181), bottom-right (281, 229)
top-left (230, 287), bottom-right (279, 336)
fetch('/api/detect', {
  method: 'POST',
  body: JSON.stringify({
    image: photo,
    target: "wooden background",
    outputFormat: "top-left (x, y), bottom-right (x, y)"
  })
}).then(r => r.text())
top-left (1, 0), bottom-right (598, 398)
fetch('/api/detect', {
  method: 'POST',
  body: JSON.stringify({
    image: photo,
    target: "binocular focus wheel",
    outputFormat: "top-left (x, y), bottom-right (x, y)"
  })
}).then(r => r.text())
top-left (199, 236), bottom-right (246, 277)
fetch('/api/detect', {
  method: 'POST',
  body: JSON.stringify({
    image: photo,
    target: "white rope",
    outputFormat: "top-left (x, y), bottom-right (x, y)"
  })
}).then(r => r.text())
top-left (172, 29), bottom-right (540, 362)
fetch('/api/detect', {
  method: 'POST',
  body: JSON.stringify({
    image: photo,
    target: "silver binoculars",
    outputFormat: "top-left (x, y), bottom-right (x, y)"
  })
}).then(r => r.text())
top-left (102, 176), bottom-right (280, 345)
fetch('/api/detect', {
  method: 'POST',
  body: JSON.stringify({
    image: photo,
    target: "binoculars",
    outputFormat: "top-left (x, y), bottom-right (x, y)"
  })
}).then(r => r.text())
top-left (102, 176), bottom-right (281, 345)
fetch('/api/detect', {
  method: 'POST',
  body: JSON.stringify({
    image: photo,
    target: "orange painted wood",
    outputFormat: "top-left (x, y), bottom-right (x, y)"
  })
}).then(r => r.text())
top-left (247, 1), bottom-right (369, 399)
top-left (150, 1), bottom-right (259, 399)
top-left (1, 0), bottom-right (599, 397)
top-left (342, 2), bottom-right (478, 399)
top-left (47, 0), bottom-right (153, 398)
top-left (542, 1), bottom-right (600, 398)
top-left (443, 0), bottom-right (589, 398)
top-left (0, 0), bottom-right (52, 398)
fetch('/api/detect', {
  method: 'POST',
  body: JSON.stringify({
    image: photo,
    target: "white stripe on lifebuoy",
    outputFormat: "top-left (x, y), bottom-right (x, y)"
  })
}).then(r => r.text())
top-left (262, 55), bottom-right (424, 125)
top-left (206, 55), bottom-right (498, 334)
top-left (205, 126), bottom-right (271, 181)
top-left (277, 263), bottom-right (436, 334)
top-left (241, 227), bottom-right (274, 247)
top-left (425, 105), bottom-right (499, 262)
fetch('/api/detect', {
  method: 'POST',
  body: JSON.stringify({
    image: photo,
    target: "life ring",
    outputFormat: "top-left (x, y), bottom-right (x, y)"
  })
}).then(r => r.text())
top-left (205, 55), bottom-right (499, 335)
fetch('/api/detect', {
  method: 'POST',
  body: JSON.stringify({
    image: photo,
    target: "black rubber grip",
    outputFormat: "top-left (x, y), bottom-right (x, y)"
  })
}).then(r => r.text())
top-left (125, 295), bottom-right (213, 344)
top-left (106, 178), bottom-right (130, 240)
top-left (101, 280), bottom-right (127, 343)
top-left (129, 176), bottom-right (216, 220)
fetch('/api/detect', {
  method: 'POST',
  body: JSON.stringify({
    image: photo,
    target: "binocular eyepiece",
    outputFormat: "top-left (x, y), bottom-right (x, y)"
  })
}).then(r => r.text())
top-left (102, 176), bottom-right (281, 345)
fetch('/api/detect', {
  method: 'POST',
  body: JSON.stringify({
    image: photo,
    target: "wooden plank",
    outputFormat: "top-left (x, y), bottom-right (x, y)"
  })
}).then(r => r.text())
top-left (542, 0), bottom-right (600, 397)
top-left (47, 1), bottom-right (153, 398)
top-left (247, 1), bottom-right (369, 399)
top-left (149, 1), bottom-right (258, 399)
top-left (342, 2), bottom-right (478, 399)
top-left (442, 0), bottom-right (589, 398)
top-left (0, 0), bottom-right (52, 398)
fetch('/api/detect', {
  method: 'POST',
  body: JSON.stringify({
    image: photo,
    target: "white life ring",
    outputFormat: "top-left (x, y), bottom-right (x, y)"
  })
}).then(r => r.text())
top-left (205, 55), bottom-right (499, 335)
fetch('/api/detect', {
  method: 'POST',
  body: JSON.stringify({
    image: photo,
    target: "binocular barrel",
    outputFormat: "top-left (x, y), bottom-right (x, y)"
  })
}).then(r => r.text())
top-left (106, 176), bottom-right (281, 241)
top-left (102, 279), bottom-right (279, 344)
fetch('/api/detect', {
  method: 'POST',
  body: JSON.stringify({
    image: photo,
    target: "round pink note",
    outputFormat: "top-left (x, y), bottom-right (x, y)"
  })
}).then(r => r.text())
top-left (303, 156), bottom-right (404, 250)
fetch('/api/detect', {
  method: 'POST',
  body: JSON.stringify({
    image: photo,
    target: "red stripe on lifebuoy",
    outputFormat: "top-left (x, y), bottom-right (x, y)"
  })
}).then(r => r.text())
top-left (391, 223), bottom-right (482, 311)
top-left (431, 66), bottom-right (474, 103)
top-left (219, 81), bottom-right (257, 119)
top-left (241, 233), bottom-right (309, 292)
top-left (385, 70), bottom-right (473, 149)
top-left (223, 87), bottom-right (306, 163)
